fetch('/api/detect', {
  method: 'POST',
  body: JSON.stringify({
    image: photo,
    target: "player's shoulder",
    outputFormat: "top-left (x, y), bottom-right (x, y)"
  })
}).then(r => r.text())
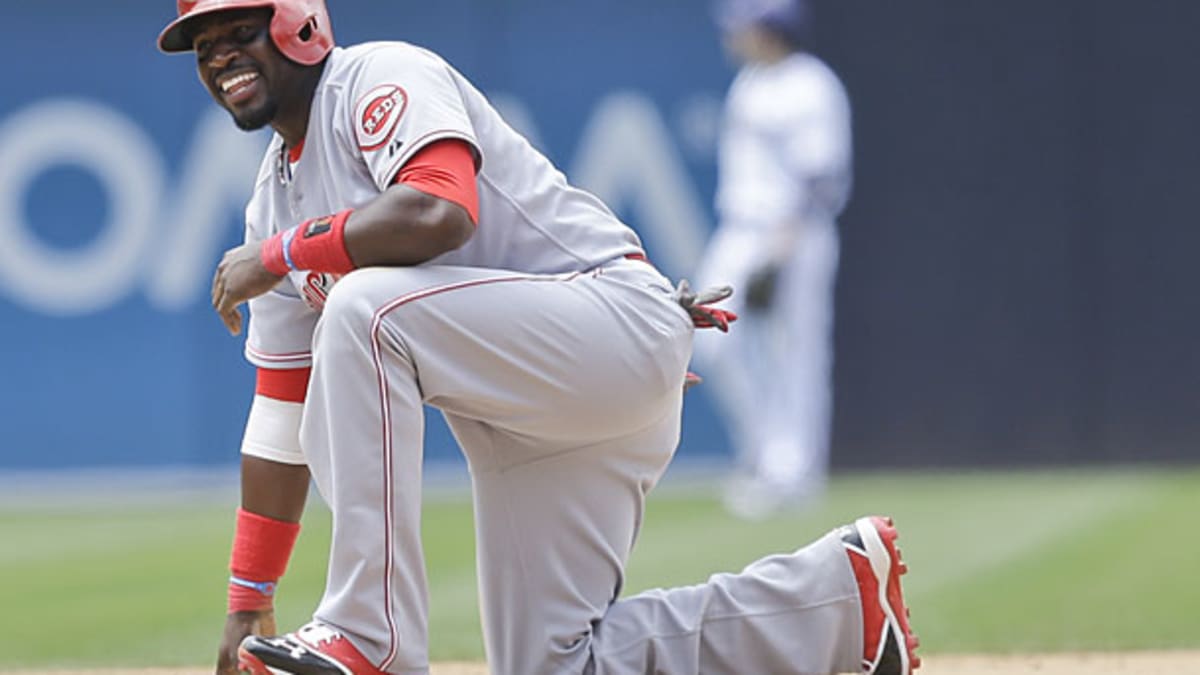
top-left (775, 54), bottom-right (848, 105)
top-left (734, 53), bottom-right (847, 114)
top-left (323, 41), bottom-right (452, 87)
top-left (341, 40), bottom-right (444, 63)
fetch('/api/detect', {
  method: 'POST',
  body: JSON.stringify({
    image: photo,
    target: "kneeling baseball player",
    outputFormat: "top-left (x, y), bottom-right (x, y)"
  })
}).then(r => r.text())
top-left (156, 1), bottom-right (920, 673)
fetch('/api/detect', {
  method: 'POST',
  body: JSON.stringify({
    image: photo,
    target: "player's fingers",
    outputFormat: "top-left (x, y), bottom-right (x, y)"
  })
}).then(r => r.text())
top-left (258, 612), bottom-right (277, 636)
top-left (214, 286), bottom-right (231, 318)
top-left (211, 271), bottom-right (224, 310)
top-left (215, 635), bottom-right (237, 674)
top-left (222, 308), bottom-right (242, 336)
top-left (213, 286), bottom-right (241, 335)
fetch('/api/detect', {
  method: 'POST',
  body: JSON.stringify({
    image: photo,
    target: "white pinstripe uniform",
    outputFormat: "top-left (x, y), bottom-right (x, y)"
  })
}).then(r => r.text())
top-left (694, 51), bottom-right (853, 516)
top-left (241, 41), bottom-right (866, 675)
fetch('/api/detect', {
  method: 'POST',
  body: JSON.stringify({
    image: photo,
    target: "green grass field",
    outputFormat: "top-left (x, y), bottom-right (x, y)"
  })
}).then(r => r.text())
top-left (1, 467), bottom-right (1196, 668)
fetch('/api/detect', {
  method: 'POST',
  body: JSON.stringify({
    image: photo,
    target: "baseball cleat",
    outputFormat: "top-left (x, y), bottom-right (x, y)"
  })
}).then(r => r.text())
top-left (841, 516), bottom-right (921, 675)
top-left (237, 621), bottom-right (386, 675)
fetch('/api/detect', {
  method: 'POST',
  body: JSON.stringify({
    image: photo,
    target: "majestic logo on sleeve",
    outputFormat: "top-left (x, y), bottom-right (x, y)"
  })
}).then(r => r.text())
top-left (354, 84), bottom-right (408, 152)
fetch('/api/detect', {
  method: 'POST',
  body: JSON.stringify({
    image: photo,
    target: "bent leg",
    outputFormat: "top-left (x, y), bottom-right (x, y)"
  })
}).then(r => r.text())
top-left (448, 409), bottom-right (681, 675)
top-left (303, 261), bottom-right (694, 674)
top-left (301, 269), bottom-right (438, 674)
top-left (589, 528), bottom-right (862, 674)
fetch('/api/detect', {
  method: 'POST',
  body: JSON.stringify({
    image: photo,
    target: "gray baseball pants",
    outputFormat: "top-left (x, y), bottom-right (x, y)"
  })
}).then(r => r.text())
top-left (298, 257), bottom-right (865, 674)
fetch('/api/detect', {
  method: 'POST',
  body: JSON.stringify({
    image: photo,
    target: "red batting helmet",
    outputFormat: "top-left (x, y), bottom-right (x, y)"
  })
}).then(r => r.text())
top-left (158, 0), bottom-right (334, 66)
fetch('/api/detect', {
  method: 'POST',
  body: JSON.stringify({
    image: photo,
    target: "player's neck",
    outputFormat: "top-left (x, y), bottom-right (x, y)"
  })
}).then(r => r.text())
top-left (272, 60), bottom-right (327, 148)
top-left (753, 45), bottom-right (797, 66)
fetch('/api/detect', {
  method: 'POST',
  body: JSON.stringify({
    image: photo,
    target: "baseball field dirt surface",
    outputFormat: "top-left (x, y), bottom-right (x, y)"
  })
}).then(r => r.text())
top-left (7, 653), bottom-right (1200, 674)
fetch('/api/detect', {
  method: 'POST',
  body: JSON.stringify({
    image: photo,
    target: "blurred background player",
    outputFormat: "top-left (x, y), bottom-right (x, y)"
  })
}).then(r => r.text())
top-left (694, 0), bottom-right (854, 519)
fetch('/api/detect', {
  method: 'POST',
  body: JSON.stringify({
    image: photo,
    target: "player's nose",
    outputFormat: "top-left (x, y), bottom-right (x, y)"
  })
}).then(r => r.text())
top-left (208, 48), bottom-right (241, 69)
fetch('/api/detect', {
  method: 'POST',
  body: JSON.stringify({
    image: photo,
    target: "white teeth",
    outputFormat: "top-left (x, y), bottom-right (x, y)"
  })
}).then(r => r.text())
top-left (220, 72), bottom-right (258, 93)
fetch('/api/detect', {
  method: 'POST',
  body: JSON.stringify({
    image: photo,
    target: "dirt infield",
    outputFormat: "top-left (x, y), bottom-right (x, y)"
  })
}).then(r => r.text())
top-left (9, 652), bottom-right (1200, 675)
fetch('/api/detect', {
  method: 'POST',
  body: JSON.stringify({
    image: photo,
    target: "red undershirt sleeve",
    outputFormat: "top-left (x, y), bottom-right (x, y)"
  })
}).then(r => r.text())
top-left (391, 139), bottom-right (480, 225)
top-left (256, 367), bottom-right (311, 403)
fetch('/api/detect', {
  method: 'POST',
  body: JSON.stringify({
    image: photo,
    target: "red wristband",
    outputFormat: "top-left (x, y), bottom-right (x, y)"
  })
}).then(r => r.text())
top-left (260, 209), bottom-right (357, 276)
top-left (260, 233), bottom-right (290, 277)
top-left (227, 508), bottom-right (301, 613)
top-left (228, 577), bottom-right (276, 613)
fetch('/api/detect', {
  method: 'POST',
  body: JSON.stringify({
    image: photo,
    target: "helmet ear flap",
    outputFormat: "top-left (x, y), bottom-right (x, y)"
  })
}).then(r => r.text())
top-left (298, 16), bottom-right (318, 43)
top-left (268, 1), bottom-right (334, 65)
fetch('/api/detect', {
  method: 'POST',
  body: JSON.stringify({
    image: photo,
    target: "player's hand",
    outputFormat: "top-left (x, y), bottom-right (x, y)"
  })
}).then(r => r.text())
top-left (744, 263), bottom-right (780, 312)
top-left (211, 242), bottom-right (285, 336)
top-left (216, 609), bottom-right (276, 675)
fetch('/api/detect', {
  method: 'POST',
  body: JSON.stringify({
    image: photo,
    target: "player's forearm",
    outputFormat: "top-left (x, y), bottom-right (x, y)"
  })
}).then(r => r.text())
top-left (227, 456), bottom-right (307, 616)
top-left (343, 184), bottom-right (474, 268)
top-left (241, 454), bottom-right (310, 522)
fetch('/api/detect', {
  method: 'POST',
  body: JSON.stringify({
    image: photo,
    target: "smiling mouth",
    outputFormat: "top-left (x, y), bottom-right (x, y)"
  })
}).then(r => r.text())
top-left (217, 71), bottom-right (260, 101)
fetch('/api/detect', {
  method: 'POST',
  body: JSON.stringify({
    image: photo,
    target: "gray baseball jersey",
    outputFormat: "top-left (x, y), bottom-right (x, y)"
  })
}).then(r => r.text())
top-left (241, 42), bottom-right (865, 674)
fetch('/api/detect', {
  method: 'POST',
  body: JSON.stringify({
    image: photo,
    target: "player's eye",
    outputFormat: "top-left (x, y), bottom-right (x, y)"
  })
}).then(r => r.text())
top-left (194, 39), bottom-right (212, 62)
top-left (234, 25), bottom-right (261, 44)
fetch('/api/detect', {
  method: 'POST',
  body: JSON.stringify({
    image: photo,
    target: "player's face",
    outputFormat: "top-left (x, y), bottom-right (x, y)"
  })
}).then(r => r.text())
top-left (723, 26), bottom-right (786, 65)
top-left (191, 9), bottom-right (285, 131)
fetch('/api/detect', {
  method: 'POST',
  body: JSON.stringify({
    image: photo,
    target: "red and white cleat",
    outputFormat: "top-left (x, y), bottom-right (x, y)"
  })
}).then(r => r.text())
top-left (841, 516), bottom-right (921, 675)
top-left (237, 621), bottom-right (387, 675)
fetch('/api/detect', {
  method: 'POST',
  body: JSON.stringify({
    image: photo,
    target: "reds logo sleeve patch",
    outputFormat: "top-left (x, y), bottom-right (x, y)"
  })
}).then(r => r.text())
top-left (355, 84), bottom-right (408, 151)
top-left (300, 272), bottom-right (343, 311)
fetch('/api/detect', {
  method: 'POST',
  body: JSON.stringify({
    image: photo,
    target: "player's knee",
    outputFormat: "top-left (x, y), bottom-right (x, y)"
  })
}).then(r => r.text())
top-left (315, 267), bottom-right (437, 351)
top-left (313, 269), bottom-right (389, 348)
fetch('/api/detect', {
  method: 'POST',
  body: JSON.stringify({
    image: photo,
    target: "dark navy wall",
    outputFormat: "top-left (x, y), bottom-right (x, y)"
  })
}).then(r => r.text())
top-left (817, 1), bottom-right (1200, 466)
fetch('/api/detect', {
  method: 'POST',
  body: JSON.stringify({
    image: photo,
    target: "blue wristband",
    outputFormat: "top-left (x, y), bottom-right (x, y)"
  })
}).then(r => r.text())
top-left (230, 575), bottom-right (277, 597)
top-left (280, 226), bottom-right (299, 272)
